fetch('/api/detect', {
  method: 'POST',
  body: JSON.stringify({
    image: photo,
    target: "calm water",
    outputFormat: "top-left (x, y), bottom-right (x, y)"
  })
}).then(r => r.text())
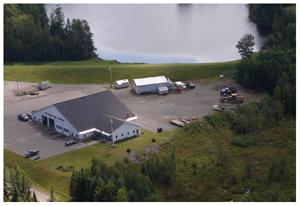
top-left (46, 4), bottom-right (265, 64)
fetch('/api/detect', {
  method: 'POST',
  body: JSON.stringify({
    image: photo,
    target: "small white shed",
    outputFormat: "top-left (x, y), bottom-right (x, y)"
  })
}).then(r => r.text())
top-left (39, 81), bottom-right (49, 90)
top-left (115, 79), bottom-right (129, 89)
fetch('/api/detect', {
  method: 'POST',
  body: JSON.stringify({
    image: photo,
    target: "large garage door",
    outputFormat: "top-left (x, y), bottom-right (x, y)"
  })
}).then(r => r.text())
top-left (49, 118), bottom-right (55, 129)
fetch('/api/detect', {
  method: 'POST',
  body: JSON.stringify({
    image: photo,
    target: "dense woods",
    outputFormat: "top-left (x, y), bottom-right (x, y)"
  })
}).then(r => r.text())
top-left (4, 165), bottom-right (38, 202)
top-left (236, 4), bottom-right (296, 116)
top-left (4, 4), bottom-right (97, 62)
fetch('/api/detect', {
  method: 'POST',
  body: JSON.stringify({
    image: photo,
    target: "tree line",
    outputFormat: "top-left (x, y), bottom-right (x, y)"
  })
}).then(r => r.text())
top-left (235, 4), bottom-right (296, 116)
top-left (4, 164), bottom-right (56, 202)
top-left (4, 4), bottom-right (97, 62)
top-left (68, 154), bottom-right (178, 202)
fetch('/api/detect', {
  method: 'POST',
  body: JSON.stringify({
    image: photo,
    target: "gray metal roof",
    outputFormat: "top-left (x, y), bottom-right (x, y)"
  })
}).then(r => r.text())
top-left (53, 90), bottom-right (135, 133)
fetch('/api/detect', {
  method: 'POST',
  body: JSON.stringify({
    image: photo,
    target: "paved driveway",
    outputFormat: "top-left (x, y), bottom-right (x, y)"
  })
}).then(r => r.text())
top-left (4, 80), bottom-right (256, 160)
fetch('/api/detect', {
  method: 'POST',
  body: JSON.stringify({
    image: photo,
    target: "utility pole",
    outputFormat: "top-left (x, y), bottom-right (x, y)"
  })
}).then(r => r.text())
top-left (110, 117), bottom-right (114, 146)
top-left (108, 66), bottom-right (112, 88)
top-left (16, 70), bottom-right (19, 96)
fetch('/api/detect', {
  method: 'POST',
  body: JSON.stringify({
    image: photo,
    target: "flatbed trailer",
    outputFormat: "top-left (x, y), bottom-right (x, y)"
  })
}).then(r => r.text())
top-left (169, 119), bottom-right (185, 127)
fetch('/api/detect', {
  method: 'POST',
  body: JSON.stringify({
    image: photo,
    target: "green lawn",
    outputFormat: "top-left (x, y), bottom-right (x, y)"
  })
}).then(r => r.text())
top-left (4, 58), bottom-right (238, 85)
top-left (4, 129), bottom-right (169, 200)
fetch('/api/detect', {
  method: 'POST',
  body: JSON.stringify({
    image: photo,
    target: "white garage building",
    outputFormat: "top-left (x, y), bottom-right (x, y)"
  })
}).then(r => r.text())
top-left (31, 90), bottom-right (141, 142)
top-left (132, 76), bottom-right (174, 94)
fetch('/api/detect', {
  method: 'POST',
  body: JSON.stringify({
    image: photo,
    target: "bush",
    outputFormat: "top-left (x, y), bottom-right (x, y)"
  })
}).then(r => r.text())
top-left (127, 148), bottom-right (131, 153)
top-left (56, 165), bottom-right (75, 172)
top-left (232, 135), bottom-right (256, 148)
top-left (151, 138), bottom-right (156, 143)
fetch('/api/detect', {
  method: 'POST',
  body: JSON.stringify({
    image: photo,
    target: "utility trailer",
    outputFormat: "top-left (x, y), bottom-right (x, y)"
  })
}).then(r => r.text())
top-left (211, 105), bottom-right (225, 111)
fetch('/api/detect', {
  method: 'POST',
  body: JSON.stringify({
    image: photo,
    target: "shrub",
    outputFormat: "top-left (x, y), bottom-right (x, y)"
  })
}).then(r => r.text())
top-left (56, 165), bottom-right (75, 172)
top-left (232, 135), bottom-right (256, 148)
top-left (124, 157), bottom-right (130, 164)
top-left (127, 148), bottom-right (131, 153)
top-left (151, 138), bottom-right (156, 143)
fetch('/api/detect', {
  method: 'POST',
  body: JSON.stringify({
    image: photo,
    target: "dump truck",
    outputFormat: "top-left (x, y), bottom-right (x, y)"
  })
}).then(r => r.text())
top-left (220, 93), bottom-right (244, 103)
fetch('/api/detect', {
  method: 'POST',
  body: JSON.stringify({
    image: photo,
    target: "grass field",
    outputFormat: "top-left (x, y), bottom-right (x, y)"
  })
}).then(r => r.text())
top-left (4, 58), bottom-right (238, 85)
top-left (154, 114), bottom-right (296, 202)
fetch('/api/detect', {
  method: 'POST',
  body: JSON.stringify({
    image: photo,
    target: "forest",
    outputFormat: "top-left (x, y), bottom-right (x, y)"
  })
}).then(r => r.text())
top-left (4, 4), bottom-right (296, 202)
top-left (237, 4), bottom-right (296, 116)
top-left (4, 4), bottom-right (97, 62)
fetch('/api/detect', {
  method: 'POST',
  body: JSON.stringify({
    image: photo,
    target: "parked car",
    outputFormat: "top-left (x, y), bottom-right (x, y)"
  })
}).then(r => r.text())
top-left (65, 140), bottom-right (78, 146)
top-left (25, 150), bottom-right (39, 158)
top-left (18, 114), bottom-right (29, 122)
top-left (27, 113), bottom-right (32, 119)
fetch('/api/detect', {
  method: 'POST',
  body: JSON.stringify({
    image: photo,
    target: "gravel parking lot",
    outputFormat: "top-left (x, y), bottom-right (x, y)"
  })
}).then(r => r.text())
top-left (4, 80), bottom-right (256, 160)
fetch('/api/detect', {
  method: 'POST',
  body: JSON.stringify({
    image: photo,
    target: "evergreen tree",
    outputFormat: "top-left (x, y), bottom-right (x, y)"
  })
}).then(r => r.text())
top-left (236, 33), bottom-right (255, 58)
top-left (115, 187), bottom-right (129, 202)
top-left (33, 191), bottom-right (38, 202)
top-left (48, 184), bottom-right (56, 202)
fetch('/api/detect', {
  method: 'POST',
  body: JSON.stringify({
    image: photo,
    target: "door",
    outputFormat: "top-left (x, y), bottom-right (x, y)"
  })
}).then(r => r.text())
top-left (42, 115), bottom-right (48, 125)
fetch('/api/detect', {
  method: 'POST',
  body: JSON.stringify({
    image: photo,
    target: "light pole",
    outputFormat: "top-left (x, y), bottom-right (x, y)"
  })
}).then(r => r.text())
top-left (16, 70), bottom-right (19, 96)
top-left (108, 66), bottom-right (112, 88)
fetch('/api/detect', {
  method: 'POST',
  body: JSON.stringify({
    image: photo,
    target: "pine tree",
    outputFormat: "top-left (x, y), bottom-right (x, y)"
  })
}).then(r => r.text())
top-left (48, 184), bottom-right (56, 202)
top-left (115, 187), bottom-right (129, 202)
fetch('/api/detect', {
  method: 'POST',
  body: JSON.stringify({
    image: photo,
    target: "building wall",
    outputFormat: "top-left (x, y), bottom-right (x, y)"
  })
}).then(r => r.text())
top-left (32, 106), bottom-right (141, 142)
top-left (132, 80), bottom-right (174, 95)
top-left (111, 122), bottom-right (141, 142)
top-left (32, 105), bottom-right (79, 139)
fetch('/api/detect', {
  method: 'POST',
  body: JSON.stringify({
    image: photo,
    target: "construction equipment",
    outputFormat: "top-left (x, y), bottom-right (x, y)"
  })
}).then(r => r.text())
top-left (220, 86), bottom-right (237, 96)
top-left (220, 93), bottom-right (244, 103)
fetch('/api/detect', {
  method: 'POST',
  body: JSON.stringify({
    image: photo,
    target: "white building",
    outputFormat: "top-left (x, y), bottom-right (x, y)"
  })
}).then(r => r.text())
top-left (132, 76), bottom-right (174, 95)
top-left (115, 79), bottom-right (129, 89)
top-left (31, 90), bottom-right (141, 142)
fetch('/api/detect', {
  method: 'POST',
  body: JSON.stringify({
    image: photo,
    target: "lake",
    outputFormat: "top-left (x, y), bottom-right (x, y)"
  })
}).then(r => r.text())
top-left (45, 4), bottom-right (266, 64)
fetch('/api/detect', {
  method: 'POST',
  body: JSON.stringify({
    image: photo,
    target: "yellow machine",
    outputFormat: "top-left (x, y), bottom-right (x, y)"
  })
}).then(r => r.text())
top-left (220, 93), bottom-right (244, 103)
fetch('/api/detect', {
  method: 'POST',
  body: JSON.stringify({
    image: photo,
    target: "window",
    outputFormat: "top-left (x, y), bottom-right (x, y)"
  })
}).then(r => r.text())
top-left (127, 132), bottom-right (129, 135)
top-left (56, 125), bottom-right (62, 130)
top-left (122, 134), bottom-right (123, 137)
top-left (64, 128), bottom-right (69, 133)
top-left (133, 130), bottom-right (135, 133)
top-left (116, 135), bottom-right (118, 139)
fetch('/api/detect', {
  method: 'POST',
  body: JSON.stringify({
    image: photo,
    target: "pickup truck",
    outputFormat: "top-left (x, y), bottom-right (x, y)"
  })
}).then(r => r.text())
top-left (25, 150), bottom-right (39, 158)
top-left (186, 81), bottom-right (195, 89)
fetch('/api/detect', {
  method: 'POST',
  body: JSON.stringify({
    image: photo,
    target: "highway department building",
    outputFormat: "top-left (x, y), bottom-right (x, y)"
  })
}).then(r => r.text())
top-left (31, 90), bottom-right (141, 142)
